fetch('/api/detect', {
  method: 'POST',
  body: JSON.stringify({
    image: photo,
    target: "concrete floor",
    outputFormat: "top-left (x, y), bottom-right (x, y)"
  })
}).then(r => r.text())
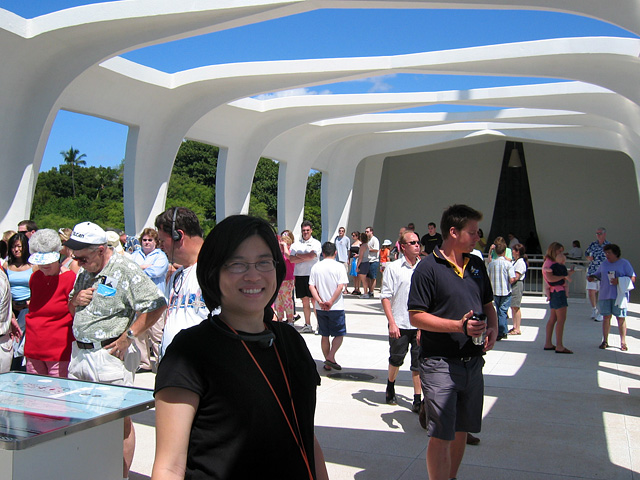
top-left (129, 294), bottom-right (640, 479)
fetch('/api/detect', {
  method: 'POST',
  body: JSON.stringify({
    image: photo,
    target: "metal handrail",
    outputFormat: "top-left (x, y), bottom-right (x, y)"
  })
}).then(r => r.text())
top-left (482, 254), bottom-right (590, 297)
top-left (522, 257), bottom-right (589, 296)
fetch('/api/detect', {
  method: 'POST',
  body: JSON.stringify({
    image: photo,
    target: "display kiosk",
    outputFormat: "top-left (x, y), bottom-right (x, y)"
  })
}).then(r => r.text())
top-left (0, 372), bottom-right (155, 480)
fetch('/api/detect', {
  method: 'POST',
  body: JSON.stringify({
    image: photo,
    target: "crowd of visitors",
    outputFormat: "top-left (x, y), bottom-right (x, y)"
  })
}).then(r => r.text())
top-left (0, 210), bottom-right (635, 480)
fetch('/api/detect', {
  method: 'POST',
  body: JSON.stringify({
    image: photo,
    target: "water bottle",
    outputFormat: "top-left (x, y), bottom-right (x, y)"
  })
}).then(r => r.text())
top-left (471, 313), bottom-right (487, 346)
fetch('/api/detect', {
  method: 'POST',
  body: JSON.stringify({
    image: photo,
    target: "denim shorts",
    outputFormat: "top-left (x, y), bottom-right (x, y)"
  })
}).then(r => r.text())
top-left (367, 262), bottom-right (379, 280)
top-left (549, 290), bottom-right (568, 309)
top-left (598, 298), bottom-right (627, 317)
top-left (317, 310), bottom-right (347, 337)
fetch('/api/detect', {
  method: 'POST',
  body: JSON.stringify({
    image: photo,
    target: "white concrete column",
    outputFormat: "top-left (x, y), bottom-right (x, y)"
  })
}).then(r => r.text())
top-left (320, 160), bottom-right (358, 243)
top-left (277, 160), bottom-right (312, 238)
top-left (123, 125), bottom-right (183, 234)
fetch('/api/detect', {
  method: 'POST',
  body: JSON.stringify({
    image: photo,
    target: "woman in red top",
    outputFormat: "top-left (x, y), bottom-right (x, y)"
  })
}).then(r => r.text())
top-left (25, 229), bottom-right (76, 377)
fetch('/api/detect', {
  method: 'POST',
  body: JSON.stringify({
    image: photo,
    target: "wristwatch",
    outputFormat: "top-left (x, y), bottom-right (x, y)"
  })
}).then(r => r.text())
top-left (126, 329), bottom-right (136, 340)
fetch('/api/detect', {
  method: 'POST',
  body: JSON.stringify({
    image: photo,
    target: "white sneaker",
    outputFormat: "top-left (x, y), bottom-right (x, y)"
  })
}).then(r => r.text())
top-left (300, 324), bottom-right (314, 333)
top-left (591, 307), bottom-right (598, 319)
top-left (595, 314), bottom-right (603, 322)
top-left (360, 293), bottom-right (371, 299)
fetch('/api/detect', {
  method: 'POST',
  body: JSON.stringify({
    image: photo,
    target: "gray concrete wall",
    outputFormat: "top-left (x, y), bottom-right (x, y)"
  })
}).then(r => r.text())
top-left (364, 139), bottom-right (640, 300)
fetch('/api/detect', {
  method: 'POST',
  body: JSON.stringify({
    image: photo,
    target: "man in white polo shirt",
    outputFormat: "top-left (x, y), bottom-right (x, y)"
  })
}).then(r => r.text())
top-left (290, 221), bottom-right (321, 333)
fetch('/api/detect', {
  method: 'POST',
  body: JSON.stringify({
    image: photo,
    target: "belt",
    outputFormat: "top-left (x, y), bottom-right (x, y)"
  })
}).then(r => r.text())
top-left (76, 336), bottom-right (120, 350)
top-left (429, 356), bottom-right (474, 363)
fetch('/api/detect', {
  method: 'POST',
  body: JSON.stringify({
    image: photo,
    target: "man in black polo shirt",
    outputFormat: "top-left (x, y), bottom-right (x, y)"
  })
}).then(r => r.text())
top-left (409, 204), bottom-right (498, 480)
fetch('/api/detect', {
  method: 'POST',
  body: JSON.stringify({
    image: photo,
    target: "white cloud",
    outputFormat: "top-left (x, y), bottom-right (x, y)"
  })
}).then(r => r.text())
top-left (254, 87), bottom-right (332, 100)
top-left (364, 74), bottom-right (396, 93)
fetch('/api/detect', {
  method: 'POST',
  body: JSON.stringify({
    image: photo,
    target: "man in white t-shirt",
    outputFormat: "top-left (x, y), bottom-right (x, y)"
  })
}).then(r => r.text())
top-left (290, 221), bottom-right (322, 333)
top-left (361, 226), bottom-right (379, 298)
top-left (309, 242), bottom-right (348, 371)
top-left (155, 207), bottom-right (209, 357)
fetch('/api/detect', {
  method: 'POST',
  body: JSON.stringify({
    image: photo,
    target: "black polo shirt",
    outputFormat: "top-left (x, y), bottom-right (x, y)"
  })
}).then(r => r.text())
top-left (408, 246), bottom-right (493, 358)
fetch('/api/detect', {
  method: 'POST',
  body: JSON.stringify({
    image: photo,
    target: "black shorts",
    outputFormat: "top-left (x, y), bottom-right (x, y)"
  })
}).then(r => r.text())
top-left (294, 276), bottom-right (312, 298)
top-left (420, 356), bottom-right (484, 440)
top-left (388, 329), bottom-right (420, 371)
top-left (358, 262), bottom-right (370, 276)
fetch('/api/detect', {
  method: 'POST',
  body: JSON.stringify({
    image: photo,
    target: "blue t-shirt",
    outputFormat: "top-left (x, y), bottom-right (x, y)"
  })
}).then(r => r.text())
top-left (592, 258), bottom-right (635, 300)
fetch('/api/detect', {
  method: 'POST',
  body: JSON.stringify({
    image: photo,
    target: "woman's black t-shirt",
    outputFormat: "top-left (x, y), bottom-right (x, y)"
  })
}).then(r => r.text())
top-left (155, 315), bottom-right (321, 479)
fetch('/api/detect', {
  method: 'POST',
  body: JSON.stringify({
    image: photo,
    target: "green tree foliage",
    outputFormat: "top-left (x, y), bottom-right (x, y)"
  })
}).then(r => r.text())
top-left (32, 163), bottom-right (124, 229)
top-left (249, 157), bottom-right (279, 223)
top-left (171, 140), bottom-right (217, 188)
top-left (30, 140), bottom-right (322, 236)
top-left (304, 170), bottom-right (322, 239)
top-left (60, 146), bottom-right (86, 198)
top-left (167, 140), bottom-right (218, 235)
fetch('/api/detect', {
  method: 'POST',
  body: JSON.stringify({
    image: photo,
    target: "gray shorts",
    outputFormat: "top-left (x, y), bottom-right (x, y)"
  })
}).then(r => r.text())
top-left (420, 356), bottom-right (484, 440)
top-left (511, 280), bottom-right (524, 308)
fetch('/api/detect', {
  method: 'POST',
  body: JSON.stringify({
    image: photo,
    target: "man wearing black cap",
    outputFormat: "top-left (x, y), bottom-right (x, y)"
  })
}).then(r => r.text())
top-left (66, 221), bottom-right (166, 479)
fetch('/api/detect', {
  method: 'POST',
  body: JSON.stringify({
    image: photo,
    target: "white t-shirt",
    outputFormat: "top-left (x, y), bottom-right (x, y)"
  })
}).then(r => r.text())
top-left (161, 264), bottom-right (210, 357)
top-left (514, 257), bottom-right (527, 281)
top-left (290, 237), bottom-right (322, 276)
top-left (367, 235), bottom-right (380, 262)
top-left (309, 258), bottom-right (349, 311)
top-left (380, 257), bottom-right (419, 330)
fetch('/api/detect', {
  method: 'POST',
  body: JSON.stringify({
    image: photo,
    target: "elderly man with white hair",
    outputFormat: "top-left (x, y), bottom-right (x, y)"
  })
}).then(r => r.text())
top-left (65, 221), bottom-right (167, 479)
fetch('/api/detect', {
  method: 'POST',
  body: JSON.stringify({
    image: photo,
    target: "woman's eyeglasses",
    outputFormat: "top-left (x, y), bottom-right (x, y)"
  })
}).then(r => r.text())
top-left (223, 260), bottom-right (276, 274)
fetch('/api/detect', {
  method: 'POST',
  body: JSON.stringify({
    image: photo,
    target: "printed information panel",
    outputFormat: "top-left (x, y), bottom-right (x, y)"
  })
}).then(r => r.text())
top-left (0, 372), bottom-right (154, 449)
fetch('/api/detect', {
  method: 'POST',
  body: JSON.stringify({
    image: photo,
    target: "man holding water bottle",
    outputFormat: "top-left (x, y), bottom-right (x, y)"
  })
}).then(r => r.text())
top-left (408, 204), bottom-right (498, 480)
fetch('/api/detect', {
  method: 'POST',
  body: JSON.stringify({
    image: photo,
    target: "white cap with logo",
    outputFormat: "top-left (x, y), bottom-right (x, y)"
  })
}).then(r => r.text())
top-left (64, 222), bottom-right (108, 250)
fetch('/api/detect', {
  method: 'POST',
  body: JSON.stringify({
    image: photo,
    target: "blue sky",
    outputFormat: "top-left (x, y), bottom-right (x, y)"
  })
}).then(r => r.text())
top-left (2, 1), bottom-right (636, 171)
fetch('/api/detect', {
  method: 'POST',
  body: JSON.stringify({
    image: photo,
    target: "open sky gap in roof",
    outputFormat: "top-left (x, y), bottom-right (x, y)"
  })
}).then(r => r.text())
top-left (122, 9), bottom-right (637, 72)
top-left (5, 1), bottom-right (637, 170)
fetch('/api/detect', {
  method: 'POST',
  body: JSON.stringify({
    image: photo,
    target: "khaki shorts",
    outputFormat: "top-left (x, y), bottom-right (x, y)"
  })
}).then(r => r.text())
top-left (68, 341), bottom-right (140, 386)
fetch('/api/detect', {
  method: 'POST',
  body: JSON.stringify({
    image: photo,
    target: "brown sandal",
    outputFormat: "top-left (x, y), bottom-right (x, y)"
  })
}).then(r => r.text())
top-left (621, 343), bottom-right (628, 351)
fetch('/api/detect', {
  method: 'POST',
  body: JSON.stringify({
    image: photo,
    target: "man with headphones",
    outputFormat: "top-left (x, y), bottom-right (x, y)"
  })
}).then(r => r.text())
top-left (155, 207), bottom-right (209, 357)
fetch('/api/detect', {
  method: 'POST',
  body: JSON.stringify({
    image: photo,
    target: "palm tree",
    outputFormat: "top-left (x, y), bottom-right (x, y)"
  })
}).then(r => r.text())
top-left (60, 146), bottom-right (86, 197)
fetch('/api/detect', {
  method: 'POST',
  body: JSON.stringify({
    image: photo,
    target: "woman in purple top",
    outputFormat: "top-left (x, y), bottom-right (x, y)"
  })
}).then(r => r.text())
top-left (588, 244), bottom-right (636, 351)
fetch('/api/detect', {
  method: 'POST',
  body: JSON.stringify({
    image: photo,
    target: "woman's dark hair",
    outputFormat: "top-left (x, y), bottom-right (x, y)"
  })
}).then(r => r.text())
top-left (512, 243), bottom-right (528, 267)
top-left (7, 232), bottom-right (30, 266)
top-left (196, 215), bottom-right (285, 311)
top-left (603, 243), bottom-right (621, 258)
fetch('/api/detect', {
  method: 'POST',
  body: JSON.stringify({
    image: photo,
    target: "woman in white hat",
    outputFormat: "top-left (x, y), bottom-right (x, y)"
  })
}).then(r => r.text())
top-left (24, 229), bottom-right (76, 377)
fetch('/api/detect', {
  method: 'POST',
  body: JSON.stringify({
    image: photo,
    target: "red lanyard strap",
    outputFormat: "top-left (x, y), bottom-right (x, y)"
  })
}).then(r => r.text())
top-left (227, 322), bottom-right (314, 480)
